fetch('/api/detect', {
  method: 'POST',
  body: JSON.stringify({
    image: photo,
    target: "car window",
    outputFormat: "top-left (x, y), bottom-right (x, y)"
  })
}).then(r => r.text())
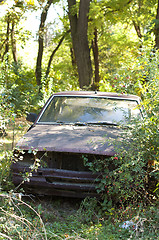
top-left (38, 96), bottom-right (141, 124)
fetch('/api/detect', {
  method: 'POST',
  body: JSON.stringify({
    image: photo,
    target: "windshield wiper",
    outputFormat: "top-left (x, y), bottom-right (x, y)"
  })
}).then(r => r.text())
top-left (56, 121), bottom-right (87, 126)
top-left (55, 121), bottom-right (65, 124)
top-left (73, 122), bottom-right (87, 126)
top-left (87, 121), bottom-right (118, 126)
top-left (56, 121), bottom-right (118, 126)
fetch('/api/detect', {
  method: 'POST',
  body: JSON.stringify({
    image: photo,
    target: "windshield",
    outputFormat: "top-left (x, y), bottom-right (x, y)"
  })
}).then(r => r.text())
top-left (38, 96), bottom-right (141, 124)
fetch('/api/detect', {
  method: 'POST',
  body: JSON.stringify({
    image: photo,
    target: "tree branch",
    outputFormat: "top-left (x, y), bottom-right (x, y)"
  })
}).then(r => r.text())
top-left (45, 29), bottom-right (71, 80)
top-left (132, 20), bottom-right (143, 39)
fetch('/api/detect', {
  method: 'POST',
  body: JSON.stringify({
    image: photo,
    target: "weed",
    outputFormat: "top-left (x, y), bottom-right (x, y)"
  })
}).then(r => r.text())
top-left (0, 192), bottom-right (47, 240)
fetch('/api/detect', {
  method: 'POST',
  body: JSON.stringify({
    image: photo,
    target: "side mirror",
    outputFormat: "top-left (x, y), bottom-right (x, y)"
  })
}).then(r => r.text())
top-left (26, 113), bottom-right (38, 123)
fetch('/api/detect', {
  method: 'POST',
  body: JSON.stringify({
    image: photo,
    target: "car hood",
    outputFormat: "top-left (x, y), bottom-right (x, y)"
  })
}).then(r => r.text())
top-left (16, 124), bottom-right (123, 156)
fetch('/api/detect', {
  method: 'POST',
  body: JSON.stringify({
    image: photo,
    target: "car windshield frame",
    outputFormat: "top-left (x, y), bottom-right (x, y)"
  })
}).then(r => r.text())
top-left (36, 95), bottom-right (142, 125)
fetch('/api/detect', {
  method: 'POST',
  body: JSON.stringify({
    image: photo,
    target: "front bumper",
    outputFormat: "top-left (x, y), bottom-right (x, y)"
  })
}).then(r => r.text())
top-left (12, 164), bottom-right (100, 198)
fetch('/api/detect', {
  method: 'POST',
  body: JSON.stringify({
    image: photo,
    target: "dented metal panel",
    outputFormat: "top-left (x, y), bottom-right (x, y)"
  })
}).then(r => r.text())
top-left (16, 125), bottom-right (121, 155)
top-left (12, 164), bottom-right (100, 197)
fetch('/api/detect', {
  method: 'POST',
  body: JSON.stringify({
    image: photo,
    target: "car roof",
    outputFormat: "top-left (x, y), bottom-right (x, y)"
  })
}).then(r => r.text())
top-left (52, 91), bottom-right (141, 102)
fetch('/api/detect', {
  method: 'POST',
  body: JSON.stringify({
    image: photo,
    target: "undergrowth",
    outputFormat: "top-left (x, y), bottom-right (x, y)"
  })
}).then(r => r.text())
top-left (0, 192), bottom-right (158, 240)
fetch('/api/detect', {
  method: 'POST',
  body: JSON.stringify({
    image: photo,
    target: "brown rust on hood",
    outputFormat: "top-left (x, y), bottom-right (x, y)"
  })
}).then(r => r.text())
top-left (16, 124), bottom-right (122, 156)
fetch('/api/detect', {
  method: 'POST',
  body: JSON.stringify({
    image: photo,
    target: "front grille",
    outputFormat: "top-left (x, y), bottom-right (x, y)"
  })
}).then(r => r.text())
top-left (12, 151), bottom-right (106, 197)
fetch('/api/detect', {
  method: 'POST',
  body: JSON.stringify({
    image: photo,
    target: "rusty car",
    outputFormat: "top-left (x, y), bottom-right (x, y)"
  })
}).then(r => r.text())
top-left (12, 91), bottom-right (142, 198)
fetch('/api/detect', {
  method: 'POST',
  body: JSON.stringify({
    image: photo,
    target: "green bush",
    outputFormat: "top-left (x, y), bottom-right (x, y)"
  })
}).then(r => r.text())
top-left (85, 77), bottom-right (158, 209)
top-left (99, 43), bottom-right (159, 97)
top-left (0, 152), bottom-right (13, 192)
top-left (82, 78), bottom-right (158, 239)
top-left (0, 60), bottom-right (40, 115)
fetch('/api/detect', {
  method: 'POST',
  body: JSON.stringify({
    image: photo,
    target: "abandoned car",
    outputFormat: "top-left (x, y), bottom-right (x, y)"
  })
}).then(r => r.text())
top-left (12, 91), bottom-right (142, 198)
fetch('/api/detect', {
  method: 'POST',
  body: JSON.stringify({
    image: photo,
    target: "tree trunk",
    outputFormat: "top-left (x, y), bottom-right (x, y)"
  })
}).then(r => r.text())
top-left (2, 20), bottom-right (10, 61)
top-left (70, 47), bottom-right (76, 67)
top-left (35, 0), bottom-right (53, 87)
top-left (155, 0), bottom-right (159, 49)
top-left (11, 21), bottom-right (18, 63)
top-left (68, 0), bottom-right (93, 89)
top-left (92, 28), bottom-right (100, 89)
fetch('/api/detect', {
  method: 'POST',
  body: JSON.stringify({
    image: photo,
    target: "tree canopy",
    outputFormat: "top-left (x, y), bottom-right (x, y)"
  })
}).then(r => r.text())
top-left (0, 0), bottom-right (159, 97)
